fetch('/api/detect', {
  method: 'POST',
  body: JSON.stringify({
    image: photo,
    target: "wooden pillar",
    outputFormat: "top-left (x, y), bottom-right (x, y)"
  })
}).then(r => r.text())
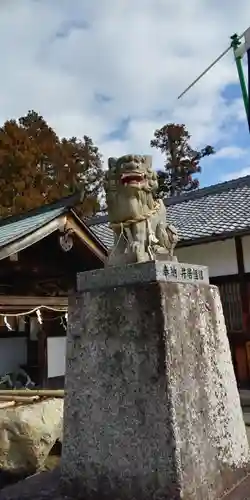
top-left (37, 319), bottom-right (48, 388)
top-left (235, 236), bottom-right (249, 331)
top-left (246, 341), bottom-right (250, 378)
top-left (235, 344), bottom-right (248, 384)
top-left (235, 236), bottom-right (250, 385)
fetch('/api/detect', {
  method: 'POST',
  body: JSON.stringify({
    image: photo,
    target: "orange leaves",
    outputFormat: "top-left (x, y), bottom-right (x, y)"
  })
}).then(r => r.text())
top-left (0, 110), bottom-right (104, 217)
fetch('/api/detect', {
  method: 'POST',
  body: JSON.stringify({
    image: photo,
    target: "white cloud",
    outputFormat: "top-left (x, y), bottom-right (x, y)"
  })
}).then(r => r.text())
top-left (216, 146), bottom-right (249, 159)
top-left (0, 0), bottom-right (250, 172)
top-left (221, 167), bottom-right (250, 181)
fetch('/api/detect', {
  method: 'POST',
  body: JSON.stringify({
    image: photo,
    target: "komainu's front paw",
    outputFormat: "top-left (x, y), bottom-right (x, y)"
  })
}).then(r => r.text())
top-left (130, 242), bottom-right (147, 262)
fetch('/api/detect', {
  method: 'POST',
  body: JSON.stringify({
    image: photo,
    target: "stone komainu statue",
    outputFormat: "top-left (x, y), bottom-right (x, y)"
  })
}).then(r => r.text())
top-left (104, 154), bottom-right (178, 266)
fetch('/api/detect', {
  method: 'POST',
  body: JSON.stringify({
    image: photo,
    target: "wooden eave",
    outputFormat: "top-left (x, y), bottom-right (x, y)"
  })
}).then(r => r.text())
top-left (0, 295), bottom-right (68, 313)
top-left (65, 209), bottom-right (107, 262)
top-left (0, 210), bottom-right (107, 263)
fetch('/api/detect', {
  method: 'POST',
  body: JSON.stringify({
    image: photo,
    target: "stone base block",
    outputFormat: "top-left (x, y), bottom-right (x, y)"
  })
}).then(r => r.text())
top-left (61, 261), bottom-right (250, 499)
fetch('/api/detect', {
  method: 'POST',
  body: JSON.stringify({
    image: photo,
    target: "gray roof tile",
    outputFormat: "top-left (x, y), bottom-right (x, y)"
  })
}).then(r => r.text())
top-left (0, 206), bottom-right (66, 249)
top-left (0, 192), bottom-right (82, 250)
top-left (90, 221), bottom-right (113, 249)
top-left (86, 175), bottom-right (250, 249)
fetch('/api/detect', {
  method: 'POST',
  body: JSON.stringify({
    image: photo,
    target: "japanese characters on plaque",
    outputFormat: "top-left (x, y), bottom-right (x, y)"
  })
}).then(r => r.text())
top-left (163, 263), bottom-right (208, 283)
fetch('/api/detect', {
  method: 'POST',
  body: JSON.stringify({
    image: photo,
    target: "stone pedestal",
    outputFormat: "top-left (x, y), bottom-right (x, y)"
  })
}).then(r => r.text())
top-left (61, 261), bottom-right (250, 500)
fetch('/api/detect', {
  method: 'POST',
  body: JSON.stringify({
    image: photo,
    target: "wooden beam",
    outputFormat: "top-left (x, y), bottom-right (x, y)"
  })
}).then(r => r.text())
top-left (0, 395), bottom-right (39, 403)
top-left (65, 214), bottom-right (106, 262)
top-left (0, 296), bottom-right (68, 307)
top-left (235, 236), bottom-right (245, 275)
top-left (0, 401), bottom-right (15, 409)
top-left (0, 261), bottom-right (74, 275)
top-left (0, 389), bottom-right (64, 397)
top-left (0, 216), bottom-right (66, 261)
top-left (0, 273), bottom-right (74, 298)
top-left (70, 209), bottom-right (108, 254)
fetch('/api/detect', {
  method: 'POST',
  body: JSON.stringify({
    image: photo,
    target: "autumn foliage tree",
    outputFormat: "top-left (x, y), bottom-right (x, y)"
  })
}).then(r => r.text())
top-left (150, 123), bottom-right (215, 197)
top-left (0, 110), bottom-right (104, 217)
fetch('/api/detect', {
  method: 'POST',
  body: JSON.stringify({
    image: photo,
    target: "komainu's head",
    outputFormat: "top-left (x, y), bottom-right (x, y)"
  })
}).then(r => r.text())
top-left (104, 154), bottom-right (158, 195)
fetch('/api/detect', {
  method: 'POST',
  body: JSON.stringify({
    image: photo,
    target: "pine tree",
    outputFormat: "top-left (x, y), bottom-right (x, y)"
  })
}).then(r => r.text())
top-left (150, 123), bottom-right (215, 197)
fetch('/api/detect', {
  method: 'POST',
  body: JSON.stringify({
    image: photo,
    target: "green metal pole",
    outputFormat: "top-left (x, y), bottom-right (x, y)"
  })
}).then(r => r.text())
top-left (231, 34), bottom-right (249, 121)
top-left (235, 57), bottom-right (249, 116)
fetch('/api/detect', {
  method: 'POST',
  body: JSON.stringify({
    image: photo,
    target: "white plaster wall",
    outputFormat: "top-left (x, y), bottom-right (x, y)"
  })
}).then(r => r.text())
top-left (176, 239), bottom-right (237, 277)
top-left (242, 235), bottom-right (250, 272)
top-left (0, 337), bottom-right (27, 375)
top-left (47, 336), bottom-right (66, 378)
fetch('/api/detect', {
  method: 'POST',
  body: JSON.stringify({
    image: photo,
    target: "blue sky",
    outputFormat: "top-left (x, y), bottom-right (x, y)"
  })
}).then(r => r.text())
top-left (201, 82), bottom-right (250, 186)
top-left (1, 0), bottom-right (250, 188)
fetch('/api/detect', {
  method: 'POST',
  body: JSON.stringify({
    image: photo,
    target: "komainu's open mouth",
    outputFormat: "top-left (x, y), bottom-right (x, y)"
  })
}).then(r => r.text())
top-left (121, 172), bottom-right (145, 185)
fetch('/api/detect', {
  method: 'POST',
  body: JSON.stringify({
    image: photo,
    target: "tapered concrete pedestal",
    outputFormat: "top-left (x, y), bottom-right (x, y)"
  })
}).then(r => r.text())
top-left (61, 261), bottom-right (250, 500)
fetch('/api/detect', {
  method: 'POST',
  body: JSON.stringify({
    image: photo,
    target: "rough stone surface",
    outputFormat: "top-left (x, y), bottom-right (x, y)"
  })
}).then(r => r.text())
top-left (2, 467), bottom-right (250, 500)
top-left (61, 270), bottom-right (250, 499)
top-left (0, 398), bottom-right (63, 474)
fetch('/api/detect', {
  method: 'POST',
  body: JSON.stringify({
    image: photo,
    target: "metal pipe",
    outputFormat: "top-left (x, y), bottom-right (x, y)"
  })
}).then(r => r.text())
top-left (177, 31), bottom-right (245, 100)
top-left (231, 33), bottom-right (249, 123)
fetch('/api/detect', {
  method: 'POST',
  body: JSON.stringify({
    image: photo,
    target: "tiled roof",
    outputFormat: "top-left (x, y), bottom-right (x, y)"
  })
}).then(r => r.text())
top-left (86, 175), bottom-right (250, 249)
top-left (85, 215), bottom-right (112, 248)
top-left (0, 206), bottom-right (66, 249)
top-left (0, 193), bottom-right (80, 250)
top-left (89, 220), bottom-right (113, 249)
